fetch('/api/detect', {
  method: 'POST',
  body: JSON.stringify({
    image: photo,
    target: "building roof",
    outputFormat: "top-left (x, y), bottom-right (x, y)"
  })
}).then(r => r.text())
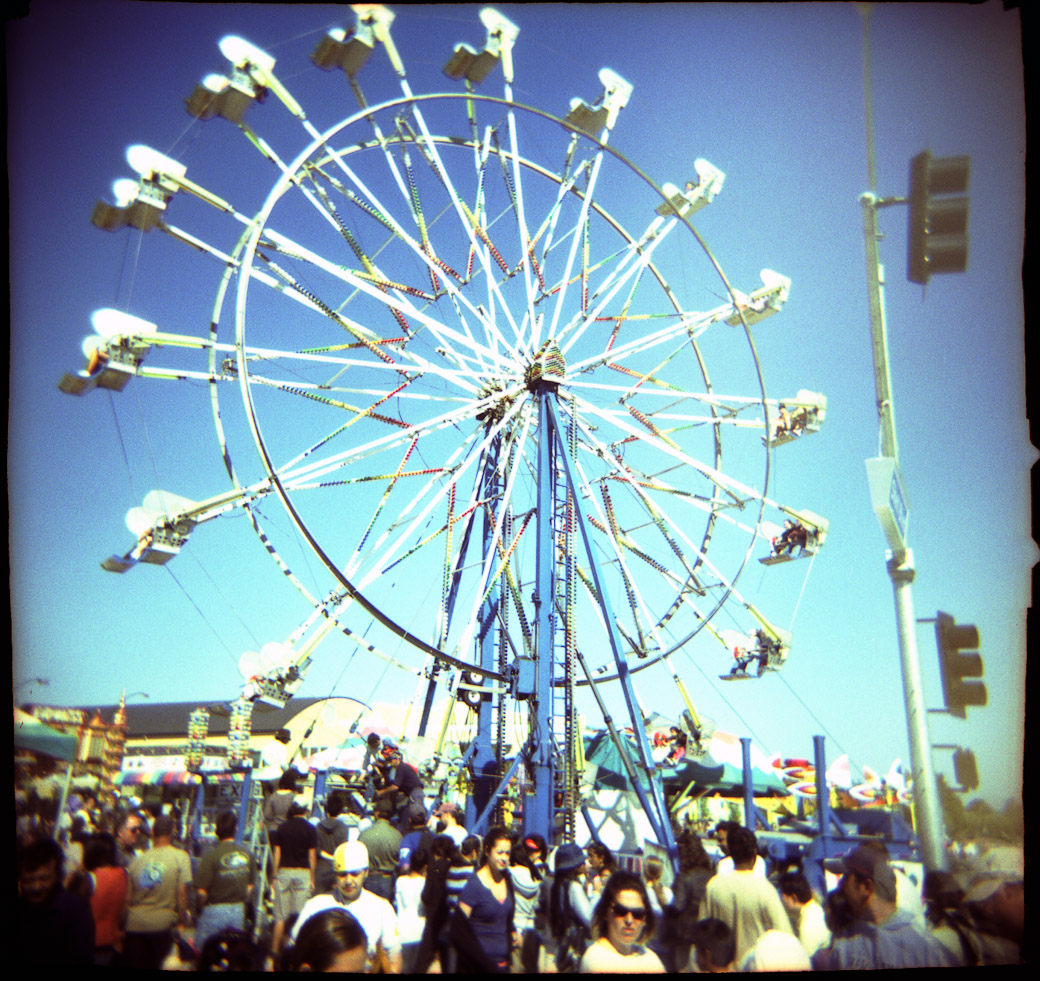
top-left (19, 697), bottom-right (331, 739)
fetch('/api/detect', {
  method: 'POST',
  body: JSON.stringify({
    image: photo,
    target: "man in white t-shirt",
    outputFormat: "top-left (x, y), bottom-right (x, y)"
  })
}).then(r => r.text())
top-left (291, 840), bottom-right (401, 973)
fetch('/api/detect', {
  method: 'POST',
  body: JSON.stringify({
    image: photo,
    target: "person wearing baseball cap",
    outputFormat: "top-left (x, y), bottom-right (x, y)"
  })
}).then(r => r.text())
top-left (435, 801), bottom-right (469, 847)
top-left (547, 843), bottom-right (595, 970)
top-left (290, 841), bottom-right (402, 972)
top-left (959, 845), bottom-right (1024, 965)
top-left (814, 845), bottom-right (957, 970)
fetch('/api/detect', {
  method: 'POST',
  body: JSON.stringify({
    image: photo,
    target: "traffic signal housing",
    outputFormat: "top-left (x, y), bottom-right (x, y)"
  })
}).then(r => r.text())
top-left (952, 748), bottom-right (980, 792)
top-left (907, 151), bottom-right (970, 285)
top-left (934, 611), bottom-right (986, 718)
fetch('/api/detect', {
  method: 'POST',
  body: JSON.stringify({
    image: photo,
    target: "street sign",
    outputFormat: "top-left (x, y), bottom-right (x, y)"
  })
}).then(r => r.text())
top-left (865, 456), bottom-right (909, 552)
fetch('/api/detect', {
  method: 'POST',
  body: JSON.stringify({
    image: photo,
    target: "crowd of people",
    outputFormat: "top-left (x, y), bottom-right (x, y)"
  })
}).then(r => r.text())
top-left (16, 760), bottom-right (1024, 971)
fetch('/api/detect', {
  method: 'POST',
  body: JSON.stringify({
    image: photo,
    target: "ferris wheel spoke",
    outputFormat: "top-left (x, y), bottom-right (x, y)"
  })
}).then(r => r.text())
top-left (298, 161), bottom-right (444, 348)
top-left (629, 470), bottom-right (763, 546)
top-left (567, 280), bottom-right (761, 378)
top-left (351, 394), bottom-right (531, 597)
top-left (396, 124), bottom-right (462, 300)
top-left (465, 501), bottom-right (536, 649)
top-left (519, 178), bottom-right (583, 309)
top-left (275, 388), bottom-right (503, 490)
top-left (568, 378), bottom-right (770, 421)
top-left (342, 445), bottom-right (486, 586)
top-left (499, 110), bottom-right (540, 347)
top-left (230, 341), bottom-right (486, 405)
top-left (557, 231), bottom-right (675, 359)
top-left (319, 111), bottom-right (529, 355)
top-left (437, 435), bottom-right (523, 654)
top-left (552, 202), bottom-right (687, 354)
top-left (592, 483), bottom-right (658, 656)
top-left (265, 377), bottom-right (420, 479)
top-left (227, 342), bottom-right (487, 397)
top-left (532, 155), bottom-right (592, 309)
top-left (493, 539), bottom-right (534, 655)
top-left (161, 219), bottom-right (406, 333)
top-left (545, 146), bottom-right (611, 342)
top-left (573, 424), bottom-right (759, 613)
top-left (446, 409), bottom-right (536, 659)
top-left (568, 451), bottom-right (702, 640)
top-left (345, 433), bottom-right (439, 578)
top-left (436, 480), bottom-right (461, 650)
top-left (286, 152), bottom-right (492, 362)
top-left (253, 225), bottom-right (519, 380)
top-left (570, 414), bottom-right (721, 568)
top-left (565, 310), bottom-right (719, 382)
top-left (571, 392), bottom-right (759, 506)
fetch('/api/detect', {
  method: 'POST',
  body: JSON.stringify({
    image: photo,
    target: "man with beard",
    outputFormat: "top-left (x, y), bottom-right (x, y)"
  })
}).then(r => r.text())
top-left (813, 845), bottom-right (957, 970)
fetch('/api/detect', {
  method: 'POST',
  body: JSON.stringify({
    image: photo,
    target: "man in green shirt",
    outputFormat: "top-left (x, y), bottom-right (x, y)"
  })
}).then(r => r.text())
top-left (358, 799), bottom-right (402, 902)
top-left (194, 810), bottom-right (257, 954)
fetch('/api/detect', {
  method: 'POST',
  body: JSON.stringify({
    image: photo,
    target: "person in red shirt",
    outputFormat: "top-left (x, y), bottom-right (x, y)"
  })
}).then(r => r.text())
top-left (83, 832), bottom-right (129, 966)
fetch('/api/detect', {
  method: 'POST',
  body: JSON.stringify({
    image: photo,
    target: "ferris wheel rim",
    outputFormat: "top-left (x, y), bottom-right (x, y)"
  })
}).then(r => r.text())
top-left (219, 91), bottom-right (771, 676)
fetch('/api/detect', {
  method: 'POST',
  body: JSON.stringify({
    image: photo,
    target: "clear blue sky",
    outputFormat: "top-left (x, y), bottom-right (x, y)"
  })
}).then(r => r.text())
top-left (9, 2), bottom-right (1029, 809)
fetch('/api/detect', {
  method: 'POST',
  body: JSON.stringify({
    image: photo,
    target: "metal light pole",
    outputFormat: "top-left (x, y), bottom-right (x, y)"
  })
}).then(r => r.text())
top-left (858, 7), bottom-right (947, 871)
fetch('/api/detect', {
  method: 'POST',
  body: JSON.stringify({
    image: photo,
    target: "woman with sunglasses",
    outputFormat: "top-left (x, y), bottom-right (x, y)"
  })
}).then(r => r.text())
top-left (579, 870), bottom-right (665, 973)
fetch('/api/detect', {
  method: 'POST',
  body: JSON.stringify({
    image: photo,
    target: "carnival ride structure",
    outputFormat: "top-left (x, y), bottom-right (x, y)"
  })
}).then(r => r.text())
top-left (60, 5), bottom-right (829, 853)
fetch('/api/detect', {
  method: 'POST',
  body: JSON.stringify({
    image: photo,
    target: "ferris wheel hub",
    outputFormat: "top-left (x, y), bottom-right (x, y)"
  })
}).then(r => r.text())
top-left (524, 340), bottom-right (566, 392)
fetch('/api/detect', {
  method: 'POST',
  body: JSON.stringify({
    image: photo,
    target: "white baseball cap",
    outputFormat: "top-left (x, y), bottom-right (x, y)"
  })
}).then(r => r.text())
top-left (962, 845), bottom-right (1024, 903)
top-left (334, 840), bottom-right (369, 873)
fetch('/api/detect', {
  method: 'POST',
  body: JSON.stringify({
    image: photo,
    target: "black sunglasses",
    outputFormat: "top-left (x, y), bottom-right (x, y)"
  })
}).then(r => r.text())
top-left (611, 903), bottom-right (648, 921)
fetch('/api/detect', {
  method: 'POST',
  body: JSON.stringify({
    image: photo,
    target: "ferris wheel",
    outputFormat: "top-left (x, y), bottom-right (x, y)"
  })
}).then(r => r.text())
top-left (61, 6), bottom-right (828, 845)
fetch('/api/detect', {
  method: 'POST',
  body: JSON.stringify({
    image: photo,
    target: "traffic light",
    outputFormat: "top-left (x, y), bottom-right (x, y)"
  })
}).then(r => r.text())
top-left (907, 151), bottom-right (970, 285)
top-left (953, 748), bottom-right (980, 792)
top-left (934, 611), bottom-right (986, 718)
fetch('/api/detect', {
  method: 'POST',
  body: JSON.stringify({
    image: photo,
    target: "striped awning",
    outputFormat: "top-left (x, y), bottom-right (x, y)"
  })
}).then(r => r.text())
top-left (115, 769), bottom-right (241, 786)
